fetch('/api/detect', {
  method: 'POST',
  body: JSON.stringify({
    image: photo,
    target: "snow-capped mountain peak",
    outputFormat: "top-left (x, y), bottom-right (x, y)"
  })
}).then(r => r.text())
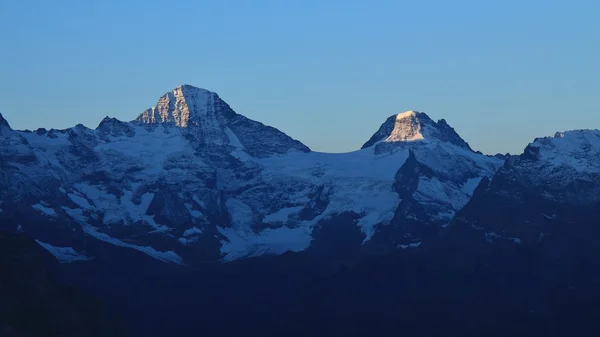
top-left (361, 111), bottom-right (472, 151)
top-left (523, 129), bottom-right (600, 174)
top-left (385, 110), bottom-right (426, 142)
top-left (134, 85), bottom-right (309, 157)
top-left (135, 84), bottom-right (220, 128)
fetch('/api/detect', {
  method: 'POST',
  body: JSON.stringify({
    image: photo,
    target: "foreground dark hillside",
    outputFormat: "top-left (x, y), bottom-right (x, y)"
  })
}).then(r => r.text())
top-left (0, 230), bottom-right (127, 337)
top-left (54, 219), bottom-right (600, 337)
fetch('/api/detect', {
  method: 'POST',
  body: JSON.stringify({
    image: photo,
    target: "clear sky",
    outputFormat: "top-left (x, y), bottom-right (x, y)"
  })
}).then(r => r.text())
top-left (0, 0), bottom-right (598, 155)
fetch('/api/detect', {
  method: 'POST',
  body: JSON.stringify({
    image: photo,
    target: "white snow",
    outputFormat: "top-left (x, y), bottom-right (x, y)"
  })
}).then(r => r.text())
top-left (399, 241), bottom-right (422, 249)
top-left (120, 191), bottom-right (169, 232)
top-left (61, 206), bottom-right (87, 223)
top-left (68, 193), bottom-right (92, 209)
top-left (19, 131), bottom-right (69, 169)
top-left (94, 125), bottom-right (203, 176)
top-left (82, 224), bottom-right (183, 264)
top-left (179, 237), bottom-right (197, 245)
top-left (415, 177), bottom-right (470, 211)
top-left (61, 206), bottom-right (182, 264)
top-left (72, 183), bottom-right (169, 231)
top-left (184, 203), bottom-right (203, 218)
top-left (225, 127), bottom-right (243, 148)
top-left (179, 227), bottom-right (203, 245)
top-left (32, 203), bottom-right (57, 217)
top-left (218, 225), bottom-right (313, 261)
top-left (541, 213), bottom-right (556, 220)
top-left (485, 231), bottom-right (522, 245)
top-left (461, 177), bottom-right (483, 195)
top-left (192, 195), bottom-right (207, 209)
top-left (538, 232), bottom-right (546, 242)
top-left (220, 198), bottom-right (315, 260)
top-left (226, 198), bottom-right (254, 229)
top-left (183, 227), bottom-right (203, 236)
top-left (532, 130), bottom-right (600, 174)
top-left (263, 206), bottom-right (303, 223)
top-left (385, 111), bottom-right (426, 143)
top-left (256, 148), bottom-right (408, 240)
top-left (35, 240), bottom-right (89, 263)
top-left (138, 85), bottom-right (213, 128)
top-left (2, 89), bottom-right (509, 262)
top-left (434, 210), bottom-right (456, 226)
top-left (73, 183), bottom-right (114, 208)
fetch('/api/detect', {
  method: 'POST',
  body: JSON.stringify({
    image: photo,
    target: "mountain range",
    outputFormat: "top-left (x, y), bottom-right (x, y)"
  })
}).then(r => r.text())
top-left (0, 84), bottom-right (505, 264)
top-left (1, 85), bottom-right (600, 337)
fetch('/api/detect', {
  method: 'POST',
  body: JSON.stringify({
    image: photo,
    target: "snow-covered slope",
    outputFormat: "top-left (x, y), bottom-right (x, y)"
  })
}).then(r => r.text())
top-left (0, 86), bottom-right (503, 264)
top-left (362, 111), bottom-right (472, 152)
top-left (517, 130), bottom-right (600, 200)
top-left (445, 128), bottom-right (600, 251)
top-left (136, 84), bottom-right (310, 158)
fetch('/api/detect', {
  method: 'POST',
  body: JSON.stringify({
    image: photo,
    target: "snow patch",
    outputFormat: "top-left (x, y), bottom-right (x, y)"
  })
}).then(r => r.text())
top-left (32, 203), bottom-right (57, 217)
top-left (62, 206), bottom-right (182, 264)
top-left (192, 195), bottom-right (207, 209)
top-left (225, 128), bottom-right (243, 148)
top-left (82, 224), bottom-right (183, 264)
top-left (62, 206), bottom-right (87, 223)
top-left (179, 227), bottom-right (203, 245)
top-left (263, 206), bottom-right (303, 223)
top-left (399, 241), bottom-right (422, 249)
top-left (184, 203), bottom-right (203, 218)
top-left (120, 191), bottom-right (169, 232)
top-left (461, 177), bottom-right (483, 195)
top-left (218, 225), bottom-right (313, 261)
top-left (184, 227), bottom-right (203, 236)
top-left (541, 213), bottom-right (556, 220)
top-left (485, 231), bottom-right (522, 245)
top-left (226, 198), bottom-right (254, 229)
top-left (68, 193), bottom-right (92, 209)
top-left (35, 240), bottom-right (89, 263)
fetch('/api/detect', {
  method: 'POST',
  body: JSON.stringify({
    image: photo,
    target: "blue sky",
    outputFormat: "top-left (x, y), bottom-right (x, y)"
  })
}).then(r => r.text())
top-left (1, 0), bottom-right (598, 154)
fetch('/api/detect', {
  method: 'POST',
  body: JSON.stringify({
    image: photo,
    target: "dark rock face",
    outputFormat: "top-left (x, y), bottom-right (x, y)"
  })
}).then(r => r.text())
top-left (426, 130), bottom-right (600, 327)
top-left (97, 117), bottom-right (135, 138)
top-left (298, 184), bottom-right (331, 221)
top-left (0, 231), bottom-right (127, 337)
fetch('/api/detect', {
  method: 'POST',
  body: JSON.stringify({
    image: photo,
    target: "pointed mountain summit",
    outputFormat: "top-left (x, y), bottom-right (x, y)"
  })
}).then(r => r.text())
top-left (136, 85), bottom-right (223, 128)
top-left (0, 112), bottom-right (12, 134)
top-left (136, 85), bottom-right (310, 157)
top-left (362, 111), bottom-right (472, 151)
